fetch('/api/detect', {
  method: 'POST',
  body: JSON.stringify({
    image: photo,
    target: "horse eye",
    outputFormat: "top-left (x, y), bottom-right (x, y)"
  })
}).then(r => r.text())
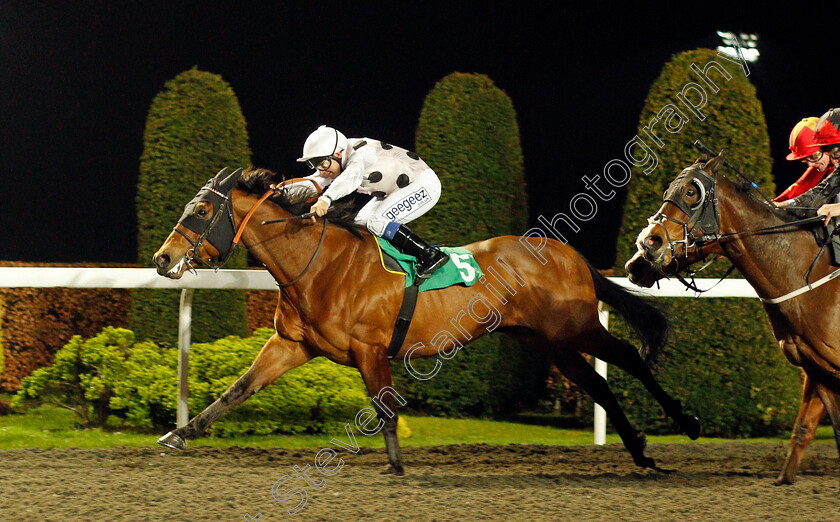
top-left (197, 207), bottom-right (208, 217)
top-left (686, 188), bottom-right (696, 197)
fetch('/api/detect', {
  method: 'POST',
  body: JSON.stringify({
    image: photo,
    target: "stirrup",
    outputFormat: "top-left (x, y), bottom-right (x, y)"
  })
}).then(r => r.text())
top-left (416, 249), bottom-right (449, 279)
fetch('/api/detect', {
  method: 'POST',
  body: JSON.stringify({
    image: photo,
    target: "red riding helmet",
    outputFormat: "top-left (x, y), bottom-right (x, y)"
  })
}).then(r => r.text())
top-left (786, 117), bottom-right (820, 160)
top-left (809, 108), bottom-right (840, 148)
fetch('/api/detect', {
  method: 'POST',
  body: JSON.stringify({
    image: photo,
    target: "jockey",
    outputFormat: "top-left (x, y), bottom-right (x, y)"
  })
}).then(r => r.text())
top-left (798, 108), bottom-right (840, 224)
top-left (294, 125), bottom-right (449, 278)
top-left (774, 117), bottom-right (834, 204)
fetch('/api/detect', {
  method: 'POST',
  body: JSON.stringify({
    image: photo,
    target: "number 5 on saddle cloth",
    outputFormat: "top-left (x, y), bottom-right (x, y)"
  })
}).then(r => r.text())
top-left (375, 237), bottom-right (484, 358)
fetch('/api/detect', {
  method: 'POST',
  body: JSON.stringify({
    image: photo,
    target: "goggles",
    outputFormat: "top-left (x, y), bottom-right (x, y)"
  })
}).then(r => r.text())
top-left (801, 151), bottom-right (824, 164)
top-left (305, 155), bottom-right (339, 171)
top-left (827, 147), bottom-right (840, 160)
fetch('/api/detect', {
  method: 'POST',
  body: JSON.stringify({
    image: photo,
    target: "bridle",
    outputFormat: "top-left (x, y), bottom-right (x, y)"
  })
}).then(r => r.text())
top-left (645, 154), bottom-right (836, 300)
top-left (174, 168), bottom-right (241, 272)
top-left (173, 168), bottom-right (327, 288)
top-left (649, 165), bottom-right (722, 263)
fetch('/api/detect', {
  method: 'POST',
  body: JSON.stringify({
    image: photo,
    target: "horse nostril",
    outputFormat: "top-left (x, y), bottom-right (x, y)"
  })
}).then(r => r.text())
top-left (154, 253), bottom-right (170, 268)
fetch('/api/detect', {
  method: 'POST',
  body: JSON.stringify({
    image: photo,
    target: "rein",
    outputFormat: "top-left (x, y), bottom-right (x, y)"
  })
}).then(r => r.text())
top-left (655, 143), bottom-right (836, 300)
top-left (236, 192), bottom-right (329, 289)
top-left (713, 215), bottom-right (826, 242)
top-left (178, 174), bottom-right (329, 289)
top-left (272, 217), bottom-right (328, 289)
top-left (232, 190), bottom-right (275, 246)
top-left (228, 190), bottom-right (329, 289)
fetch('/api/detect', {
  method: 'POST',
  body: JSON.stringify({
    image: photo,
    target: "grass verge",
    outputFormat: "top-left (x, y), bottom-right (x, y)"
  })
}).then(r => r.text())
top-left (0, 405), bottom-right (833, 450)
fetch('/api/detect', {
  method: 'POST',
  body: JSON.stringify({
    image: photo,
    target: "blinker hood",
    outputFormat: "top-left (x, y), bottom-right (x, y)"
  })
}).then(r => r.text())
top-left (663, 165), bottom-right (720, 236)
top-left (177, 167), bottom-right (244, 262)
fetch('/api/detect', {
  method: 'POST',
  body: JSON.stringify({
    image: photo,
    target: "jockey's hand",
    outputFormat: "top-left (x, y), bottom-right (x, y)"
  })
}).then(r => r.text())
top-left (817, 202), bottom-right (840, 225)
top-left (309, 198), bottom-right (330, 222)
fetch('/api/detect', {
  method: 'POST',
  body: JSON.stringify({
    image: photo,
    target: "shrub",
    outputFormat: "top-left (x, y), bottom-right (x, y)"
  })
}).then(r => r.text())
top-left (11, 327), bottom-right (167, 427)
top-left (188, 329), bottom-right (370, 436)
top-left (610, 49), bottom-right (800, 437)
top-left (132, 68), bottom-right (252, 347)
top-left (12, 327), bottom-right (371, 436)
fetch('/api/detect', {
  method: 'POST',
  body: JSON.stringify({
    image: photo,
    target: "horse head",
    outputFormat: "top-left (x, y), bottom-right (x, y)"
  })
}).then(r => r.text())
top-left (153, 167), bottom-right (244, 279)
top-left (625, 153), bottom-right (727, 287)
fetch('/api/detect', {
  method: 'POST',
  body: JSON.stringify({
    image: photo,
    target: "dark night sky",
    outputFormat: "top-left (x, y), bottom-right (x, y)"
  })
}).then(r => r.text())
top-left (1, 2), bottom-right (837, 268)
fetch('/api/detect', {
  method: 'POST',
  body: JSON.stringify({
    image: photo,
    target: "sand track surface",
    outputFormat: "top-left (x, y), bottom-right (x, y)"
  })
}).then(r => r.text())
top-left (0, 442), bottom-right (838, 521)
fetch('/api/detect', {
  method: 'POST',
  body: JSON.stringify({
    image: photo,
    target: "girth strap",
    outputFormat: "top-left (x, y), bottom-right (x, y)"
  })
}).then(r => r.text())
top-left (387, 281), bottom-right (420, 359)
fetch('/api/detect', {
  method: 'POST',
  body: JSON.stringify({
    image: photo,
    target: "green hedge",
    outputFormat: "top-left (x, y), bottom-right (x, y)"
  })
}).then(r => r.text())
top-left (188, 330), bottom-right (370, 437)
top-left (131, 68), bottom-right (252, 346)
top-left (611, 49), bottom-right (800, 436)
top-left (12, 327), bottom-right (371, 436)
top-left (395, 72), bottom-right (547, 417)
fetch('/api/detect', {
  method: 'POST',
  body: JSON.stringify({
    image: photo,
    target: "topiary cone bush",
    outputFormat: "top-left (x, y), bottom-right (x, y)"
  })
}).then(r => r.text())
top-left (393, 72), bottom-right (547, 417)
top-left (131, 68), bottom-right (252, 346)
top-left (610, 48), bottom-right (799, 437)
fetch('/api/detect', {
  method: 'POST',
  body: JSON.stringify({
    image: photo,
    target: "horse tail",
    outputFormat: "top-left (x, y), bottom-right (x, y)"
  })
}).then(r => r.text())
top-left (585, 260), bottom-right (670, 364)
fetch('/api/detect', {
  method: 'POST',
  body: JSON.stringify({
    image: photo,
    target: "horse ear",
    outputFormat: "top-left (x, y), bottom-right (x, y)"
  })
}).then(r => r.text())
top-left (704, 152), bottom-right (726, 175)
top-left (220, 167), bottom-right (244, 190)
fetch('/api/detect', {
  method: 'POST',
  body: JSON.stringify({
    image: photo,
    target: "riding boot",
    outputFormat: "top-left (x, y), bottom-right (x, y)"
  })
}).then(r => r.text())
top-left (387, 224), bottom-right (449, 279)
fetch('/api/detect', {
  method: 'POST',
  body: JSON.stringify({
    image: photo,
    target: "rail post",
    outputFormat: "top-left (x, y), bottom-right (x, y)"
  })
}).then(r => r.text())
top-left (594, 301), bottom-right (609, 445)
top-left (177, 288), bottom-right (194, 428)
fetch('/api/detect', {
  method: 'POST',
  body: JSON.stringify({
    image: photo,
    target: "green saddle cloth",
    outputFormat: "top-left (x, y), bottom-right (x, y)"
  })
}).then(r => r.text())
top-left (375, 237), bottom-right (484, 291)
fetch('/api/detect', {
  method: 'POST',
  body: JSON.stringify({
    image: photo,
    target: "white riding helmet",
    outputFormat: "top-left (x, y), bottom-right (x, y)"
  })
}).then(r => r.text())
top-left (297, 125), bottom-right (348, 165)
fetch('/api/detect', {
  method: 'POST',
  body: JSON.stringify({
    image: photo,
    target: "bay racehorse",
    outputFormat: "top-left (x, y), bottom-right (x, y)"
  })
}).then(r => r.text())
top-left (625, 152), bottom-right (840, 484)
top-left (152, 166), bottom-right (700, 474)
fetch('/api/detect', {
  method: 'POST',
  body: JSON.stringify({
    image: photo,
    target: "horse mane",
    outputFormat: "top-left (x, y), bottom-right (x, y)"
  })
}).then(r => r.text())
top-left (237, 168), bottom-right (371, 238)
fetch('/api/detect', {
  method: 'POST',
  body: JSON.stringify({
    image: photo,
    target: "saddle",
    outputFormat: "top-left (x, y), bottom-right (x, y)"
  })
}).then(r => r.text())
top-left (823, 218), bottom-right (840, 267)
top-left (375, 237), bottom-right (484, 359)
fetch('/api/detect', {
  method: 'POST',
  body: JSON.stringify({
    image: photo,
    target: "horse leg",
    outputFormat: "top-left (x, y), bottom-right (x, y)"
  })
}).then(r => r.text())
top-left (775, 371), bottom-right (825, 485)
top-left (350, 344), bottom-right (405, 475)
top-left (552, 346), bottom-right (656, 469)
top-left (158, 334), bottom-right (312, 449)
top-left (813, 381), bottom-right (840, 485)
top-left (582, 328), bottom-right (701, 440)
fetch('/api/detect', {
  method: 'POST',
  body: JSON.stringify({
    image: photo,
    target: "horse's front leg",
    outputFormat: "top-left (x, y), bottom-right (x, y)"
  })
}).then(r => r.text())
top-left (158, 334), bottom-right (312, 449)
top-left (775, 371), bottom-right (825, 485)
top-left (813, 381), bottom-right (840, 486)
top-left (350, 342), bottom-right (405, 475)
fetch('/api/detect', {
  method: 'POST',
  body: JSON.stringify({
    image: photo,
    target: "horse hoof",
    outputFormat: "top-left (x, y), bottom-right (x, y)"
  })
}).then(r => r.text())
top-left (157, 431), bottom-right (187, 450)
top-left (682, 415), bottom-right (702, 440)
top-left (633, 455), bottom-right (656, 469)
top-left (773, 476), bottom-right (793, 486)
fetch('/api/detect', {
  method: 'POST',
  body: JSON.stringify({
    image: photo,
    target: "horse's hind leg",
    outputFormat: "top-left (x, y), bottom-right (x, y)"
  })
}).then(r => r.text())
top-left (552, 346), bottom-right (656, 469)
top-left (775, 371), bottom-right (825, 485)
top-left (158, 334), bottom-right (311, 449)
top-left (582, 328), bottom-right (701, 439)
top-left (350, 344), bottom-right (405, 475)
